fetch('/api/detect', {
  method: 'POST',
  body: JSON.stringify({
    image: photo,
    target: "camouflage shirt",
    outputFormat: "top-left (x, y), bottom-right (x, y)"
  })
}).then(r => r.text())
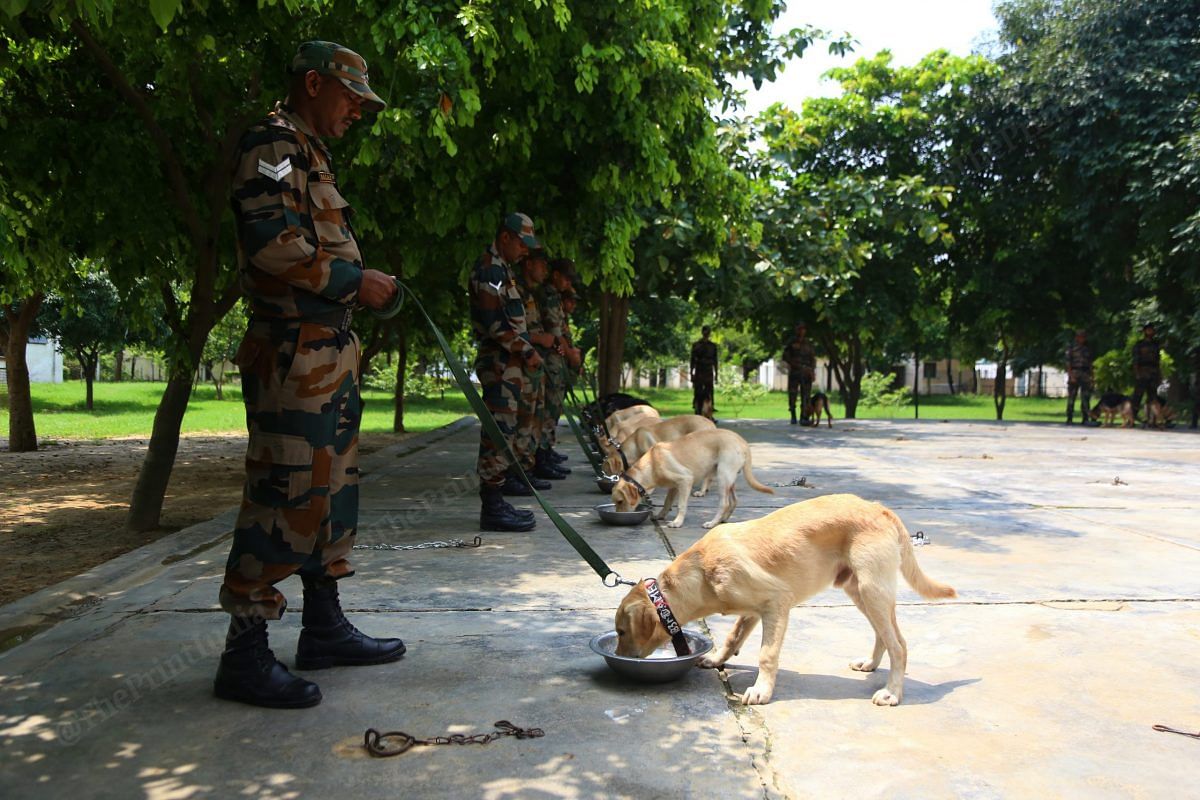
top-left (782, 337), bottom-right (816, 371)
top-left (231, 102), bottom-right (363, 320)
top-left (468, 244), bottom-right (535, 359)
top-left (538, 284), bottom-right (566, 339)
top-left (1132, 338), bottom-right (1161, 379)
top-left (1066, 341), bottom-right (1093, 378)
top-left (691, 339), bottom-right (718, 378)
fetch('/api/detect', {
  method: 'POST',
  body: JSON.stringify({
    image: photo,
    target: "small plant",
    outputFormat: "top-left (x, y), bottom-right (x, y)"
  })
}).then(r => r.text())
top-left (859, 371), bottom-right (911, 408)
top-left (715, 364), bottom-right (768, 417)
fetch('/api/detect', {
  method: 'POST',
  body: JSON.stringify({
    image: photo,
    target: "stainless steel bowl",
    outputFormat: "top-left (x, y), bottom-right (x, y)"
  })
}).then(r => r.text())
top-left (596, 477), bottom-right (618, 493)
top-left (589, 630), bottom-right (713, 683)
top-left (594, 503), bottom-right (651, 525)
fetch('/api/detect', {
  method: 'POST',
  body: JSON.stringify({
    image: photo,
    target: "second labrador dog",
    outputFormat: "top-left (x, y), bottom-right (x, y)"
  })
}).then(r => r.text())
top-left (601, 414), bottom-right (715, 476)
top-left (613, 494), bottom-right (956, 706)
top-left (612, 428), bottom-right (773, 528)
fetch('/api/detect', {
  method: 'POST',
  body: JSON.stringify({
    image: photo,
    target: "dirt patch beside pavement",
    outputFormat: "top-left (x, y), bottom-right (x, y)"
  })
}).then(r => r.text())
top-left (0, 432), bottom-right (412, 608)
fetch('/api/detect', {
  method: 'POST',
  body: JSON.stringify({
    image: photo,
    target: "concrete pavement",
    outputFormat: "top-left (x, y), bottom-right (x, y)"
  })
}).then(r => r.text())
top-left (1, 416), bottom-right (1197, 799)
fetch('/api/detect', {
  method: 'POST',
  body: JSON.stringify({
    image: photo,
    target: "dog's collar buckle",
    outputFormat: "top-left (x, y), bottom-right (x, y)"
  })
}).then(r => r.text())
top-left (643, 577), bottom-right (690, 656)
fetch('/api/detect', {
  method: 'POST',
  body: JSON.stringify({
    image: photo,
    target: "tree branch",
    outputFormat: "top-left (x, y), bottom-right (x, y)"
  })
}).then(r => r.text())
top-left (70, 20), bottom-right (205, 247)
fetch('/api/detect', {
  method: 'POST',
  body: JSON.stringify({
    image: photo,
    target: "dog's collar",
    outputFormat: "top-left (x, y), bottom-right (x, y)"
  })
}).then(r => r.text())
top-left (605, 434), bottom-right (630, 470)
top-left (621, 472), bottom-right (649, 499)
top-left (643, 578), bottom-right (690, 656)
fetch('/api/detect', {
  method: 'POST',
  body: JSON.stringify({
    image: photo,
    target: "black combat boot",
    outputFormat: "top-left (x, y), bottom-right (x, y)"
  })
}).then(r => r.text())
top-left (789, 409), bottom-right (797, 425)
top-left (501, 471), bottom-right (551, 495)
top-left (480, 485), bottom-right (537, 531)
top-left (549, 448), bottom-right (569, 463)
top-left (214, 615), bottom-right (322, 708)
top-left (533, 448), bottom-right (569, 479)
top-left (294, 576), bottom-right (407, 670)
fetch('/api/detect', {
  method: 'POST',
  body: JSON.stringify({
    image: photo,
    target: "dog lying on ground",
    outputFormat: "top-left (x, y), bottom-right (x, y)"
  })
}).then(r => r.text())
top-left (612, 428), bottom-right (774, 528)
top-left (802, 392), bottom-right (833, 427)
top-left (613, 494), bottom-right (956, 706)
top-left (601, 414), bottom-right (716, 476)
top-left (1089, 393), bottom-right (1134, 427)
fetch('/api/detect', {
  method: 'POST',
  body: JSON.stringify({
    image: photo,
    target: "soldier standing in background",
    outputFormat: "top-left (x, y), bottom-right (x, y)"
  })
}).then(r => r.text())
top-left (539, 258), bottom-right (579, 464)
top-left (782, 323), bottom-right (817, 425)
top-left (1131, 322), bottom-right (1162, 421)
top-left (217, 41), bottom-right (406, 710)
top-left (516, 249), bottom-right (567, 482)
top-left (690, 326), bottom-right (718, 417)
top-left (469, 213), bottom-right (545, 532)
top-left (1065, 329), bottom-right (1095, 425)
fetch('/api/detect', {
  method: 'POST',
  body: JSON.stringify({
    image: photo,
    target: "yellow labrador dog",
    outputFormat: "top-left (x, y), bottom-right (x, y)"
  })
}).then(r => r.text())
top-left (613, 494), bottom-right (956, 706)
top-left (605, 405), bottom-right (660, 441)
top-left (601, 414), bottom-right (715, 476)
top-left (612, 429), bottom-right (773, 529)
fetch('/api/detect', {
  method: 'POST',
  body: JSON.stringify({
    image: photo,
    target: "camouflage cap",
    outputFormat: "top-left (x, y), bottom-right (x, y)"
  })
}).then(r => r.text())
top-left (291, 40), bottom-right (386, 113)
top-left (503, 212), bottom-right (541, 249)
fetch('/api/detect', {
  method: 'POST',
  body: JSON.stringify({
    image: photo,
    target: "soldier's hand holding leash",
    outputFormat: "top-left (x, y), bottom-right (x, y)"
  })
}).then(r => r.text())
top-left (359, 269), bottom-right (399, 310)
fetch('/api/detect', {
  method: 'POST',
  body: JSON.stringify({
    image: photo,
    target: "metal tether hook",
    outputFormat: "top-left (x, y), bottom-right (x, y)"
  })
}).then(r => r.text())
top-left (603, 572), bottom-right (638, 588)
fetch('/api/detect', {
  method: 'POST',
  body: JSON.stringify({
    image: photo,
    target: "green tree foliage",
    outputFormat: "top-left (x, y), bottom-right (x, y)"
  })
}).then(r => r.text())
top-left (993, 0), bottom-right (1200, 350)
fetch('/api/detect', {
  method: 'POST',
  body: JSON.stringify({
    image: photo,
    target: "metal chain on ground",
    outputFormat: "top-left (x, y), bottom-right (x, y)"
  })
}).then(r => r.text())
top-left (353, 537), bottom-right (483, 552)
top-left (363, 720), bottom-right (545, 757)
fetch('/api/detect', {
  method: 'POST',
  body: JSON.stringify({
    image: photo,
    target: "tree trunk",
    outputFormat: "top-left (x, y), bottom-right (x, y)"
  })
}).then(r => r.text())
top-left (659, 367), bottom-right (667, 387)
top-left (907, 352), bottom-right (916, 422)
top-left (598, 291), bottom-right (630, 397)
top-left (946, 357), bottom-right (955, 395)
top-left (393, 321), bottom-right (407, 433)
top-left (1037, 363), bottom-right (1044, 398)
top-left (81, 350), bottom-right (98, 411)
top-left (115, 349), bottom-right (124, 382)
top-left (127, 372), bottom-right (195, 531)
top-left (4, 295), bottom-right (44, 452)
top-left (994, 337), bottom-right (1009, 421)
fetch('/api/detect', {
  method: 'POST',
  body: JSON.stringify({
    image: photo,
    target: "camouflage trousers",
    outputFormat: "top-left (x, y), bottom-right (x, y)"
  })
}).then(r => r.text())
top-left (517, 362), bottom-right (545, 469)
top-left (541, 358), bottom-right (566, 450)
top-left (475, 348), bottom-right (538, 485)
top-left (219, 321), bottom-right (362, 620)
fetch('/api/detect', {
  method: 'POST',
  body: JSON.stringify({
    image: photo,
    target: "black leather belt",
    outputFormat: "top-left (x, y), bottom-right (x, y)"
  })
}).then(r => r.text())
top-left (250, 307), bottom-right (354, 332)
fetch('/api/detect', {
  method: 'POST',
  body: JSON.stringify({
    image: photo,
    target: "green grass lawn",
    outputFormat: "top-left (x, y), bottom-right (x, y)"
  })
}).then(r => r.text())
top-left (2, 380), bottom-right (474, 440)
top-left (1, 380), bottom-right (1075, 443)
top-left (635, 387), bottom-right (1069, 423)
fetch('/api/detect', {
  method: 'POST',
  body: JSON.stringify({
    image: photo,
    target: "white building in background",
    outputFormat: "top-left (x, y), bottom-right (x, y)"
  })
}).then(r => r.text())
top-left (0, 337), bottom-right (65, 383)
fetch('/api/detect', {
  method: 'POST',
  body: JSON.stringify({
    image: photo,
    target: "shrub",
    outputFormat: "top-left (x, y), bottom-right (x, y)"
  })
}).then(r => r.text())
top-left (715, 364), bottom-right (768, 417)
top-left (859, 371), bottom-right (911, 408)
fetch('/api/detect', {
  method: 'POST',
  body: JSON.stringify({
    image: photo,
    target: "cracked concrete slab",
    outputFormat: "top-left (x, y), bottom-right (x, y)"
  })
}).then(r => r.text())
top-left (2, 417), bottom-right (1197, 798)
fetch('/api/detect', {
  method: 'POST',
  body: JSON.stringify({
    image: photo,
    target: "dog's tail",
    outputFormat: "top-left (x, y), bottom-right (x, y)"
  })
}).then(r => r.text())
top-left (740, 443), bottom-right (775, 495)
top-left (891, 512), bottom-right (956, 600)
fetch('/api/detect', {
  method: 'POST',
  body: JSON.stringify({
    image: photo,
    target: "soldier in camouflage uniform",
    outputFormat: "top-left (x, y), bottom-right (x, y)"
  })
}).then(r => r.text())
top-left (537, 258), bottom-right (580, 465)
top-left (515, 249), bottom-right (567, 481)
top-left (470, 213), bottom-right (546, 530)
top-left (1131, 322), bottom-right (1162, 421)
top-left (782, 323), bottom-right (817, 425)
top-left (690, 326), bottom-right (718, 416)
top-left (216, 42), bottom-right (406, 710)
top-left (1065, 329), bottom-right (1095, 425)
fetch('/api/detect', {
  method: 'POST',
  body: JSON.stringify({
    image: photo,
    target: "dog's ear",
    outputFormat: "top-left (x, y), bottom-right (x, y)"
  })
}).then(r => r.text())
top-left (618, 481), bottom-right (638, 509)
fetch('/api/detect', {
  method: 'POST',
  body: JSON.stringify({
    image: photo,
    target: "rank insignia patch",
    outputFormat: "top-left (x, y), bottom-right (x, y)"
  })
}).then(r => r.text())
top-left (257, 158), bottom-right (293, 181)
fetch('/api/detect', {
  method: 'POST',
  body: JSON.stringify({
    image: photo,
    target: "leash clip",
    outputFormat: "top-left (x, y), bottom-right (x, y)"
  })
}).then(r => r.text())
top-left (603, 572), bottom-right (638, 588)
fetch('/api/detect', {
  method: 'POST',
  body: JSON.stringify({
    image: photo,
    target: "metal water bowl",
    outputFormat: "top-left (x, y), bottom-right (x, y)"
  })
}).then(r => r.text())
top-left (589, 630), bottom-right (714, 683)
top-left (594, 503), bottom-right (651, 525)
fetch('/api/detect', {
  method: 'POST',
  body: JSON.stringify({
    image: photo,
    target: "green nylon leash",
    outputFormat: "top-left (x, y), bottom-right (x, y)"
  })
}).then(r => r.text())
top-left (395, 281), bottom-right (627, 586)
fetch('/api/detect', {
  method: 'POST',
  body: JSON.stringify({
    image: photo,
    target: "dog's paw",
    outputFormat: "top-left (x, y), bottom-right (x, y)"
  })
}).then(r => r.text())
top-left (850, 659), bottom-right (878, 672)
top-left (691, 490), bottom-right (707, 498)
top-left (871, 688), bottom-right (901, 706)
top-left (741, 685), bottom-right (773, 705)
top-left (667, 520), bottom-right (683, 529)
top-left (698, 655), bottom-right (723, 669)
top-left (702, 520), bottom-right (719, 529)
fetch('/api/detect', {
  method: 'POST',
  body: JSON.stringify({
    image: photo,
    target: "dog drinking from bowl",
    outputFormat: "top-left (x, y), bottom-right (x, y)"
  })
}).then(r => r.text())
top-left (613, 494), bottom-right (956, 706)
